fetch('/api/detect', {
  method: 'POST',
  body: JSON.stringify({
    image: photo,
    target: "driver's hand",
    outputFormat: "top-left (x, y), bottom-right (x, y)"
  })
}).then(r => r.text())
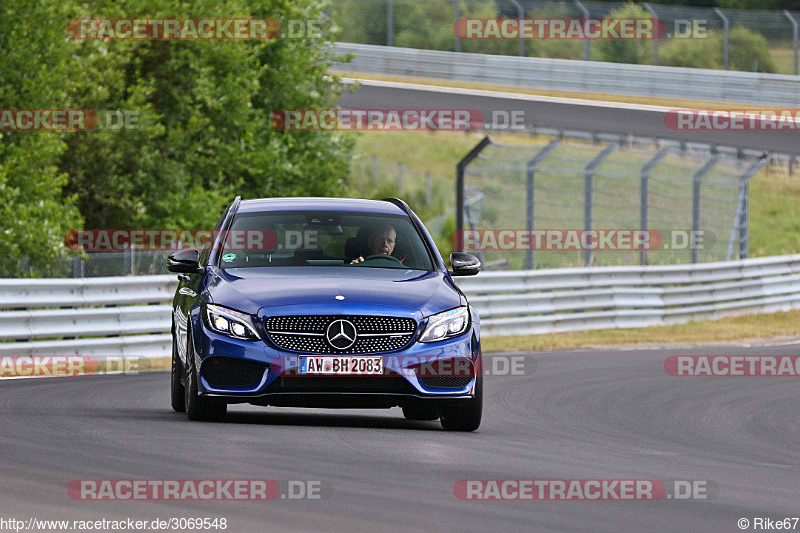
top-left (350, 256), bottom-right (364, 264)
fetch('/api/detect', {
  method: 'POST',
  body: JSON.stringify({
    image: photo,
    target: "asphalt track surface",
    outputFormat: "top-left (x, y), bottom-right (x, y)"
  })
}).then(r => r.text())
top-left (337, 80), bottom-right (800, 156)
top-left (2, 344), bottom-right (799, 532)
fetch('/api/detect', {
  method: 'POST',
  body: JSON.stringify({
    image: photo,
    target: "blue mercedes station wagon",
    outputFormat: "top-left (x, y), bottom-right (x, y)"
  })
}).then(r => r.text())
top-left (167, 197), bottom-right (483, 431)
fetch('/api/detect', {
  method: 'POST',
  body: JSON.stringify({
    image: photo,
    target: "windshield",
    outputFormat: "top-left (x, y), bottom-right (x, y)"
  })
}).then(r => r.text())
top-left (218, 211), bottom-right (435, 271)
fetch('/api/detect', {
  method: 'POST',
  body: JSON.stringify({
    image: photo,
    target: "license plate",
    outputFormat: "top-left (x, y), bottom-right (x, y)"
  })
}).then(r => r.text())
top-left (299, 356), bottom-right (383, 375)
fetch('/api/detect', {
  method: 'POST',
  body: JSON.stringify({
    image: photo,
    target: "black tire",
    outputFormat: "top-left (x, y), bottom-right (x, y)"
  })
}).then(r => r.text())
top-left (170, 332), bottom-right (186, 413)
top-left (439, 371), bottom-right (482, 432)
top-left (184, 330), bottom-right (227, 422)
top-left (402, 404), bottom-right (440, 421)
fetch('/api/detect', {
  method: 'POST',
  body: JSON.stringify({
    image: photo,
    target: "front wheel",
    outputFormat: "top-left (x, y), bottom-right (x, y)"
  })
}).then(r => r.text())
top-left (439, 372), bottom-right (482, 432)
top-left (184, 330), bottom-right (227, 422)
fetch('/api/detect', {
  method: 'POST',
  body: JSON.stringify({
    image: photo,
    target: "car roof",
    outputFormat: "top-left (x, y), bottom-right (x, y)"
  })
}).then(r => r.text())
top-left (236, 197), bottom-right (408, 216)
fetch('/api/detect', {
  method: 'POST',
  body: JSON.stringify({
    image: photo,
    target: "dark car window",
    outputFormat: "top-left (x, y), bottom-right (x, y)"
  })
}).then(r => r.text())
top-left (219, 211), bottom-right (435, 271)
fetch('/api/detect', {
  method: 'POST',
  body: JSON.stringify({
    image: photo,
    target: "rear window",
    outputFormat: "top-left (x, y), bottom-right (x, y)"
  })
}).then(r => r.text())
top-left (218, 211), bottom-right (435, 271)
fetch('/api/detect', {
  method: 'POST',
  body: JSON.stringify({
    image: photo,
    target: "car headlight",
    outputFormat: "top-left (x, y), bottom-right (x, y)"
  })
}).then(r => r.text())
top-left (418, 306), bottom-right (470, 343)
top-left (204, 304), bottom-right (260, 341)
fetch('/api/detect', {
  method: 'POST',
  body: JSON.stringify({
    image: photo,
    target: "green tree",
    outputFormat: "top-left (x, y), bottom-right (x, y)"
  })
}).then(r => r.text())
top-left (727, 26), bottom-right (777, 73)
top-left (0, 0), bottom-right (83, 273)
top-left (659, 34), bottom-right (723, 69)
top-left (60, 0), bottom-right (354, 231)
top-left (659, 26), bottom-right (776, 72)
top-left (593, 3), bottom-right (653, 65)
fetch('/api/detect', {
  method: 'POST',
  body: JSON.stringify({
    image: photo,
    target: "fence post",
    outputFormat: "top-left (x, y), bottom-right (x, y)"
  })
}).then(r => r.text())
top-left (525, 140), bottom-right (561, 270)
top-left (714, 8), bottom-right (729, 70)
top-left (785, 10), bottom-right (799, 76)
top-left (639, 148), bottom-right (671, 265)
top-left (727, 155), bottom-right (771, 260)
top-left (510, 0), bottom-right (525, 57)
top-left (691, 153), bottom-right (720, 263)
top-left (643, 3), bottom-right (660, 66)
top-left (464, 190), bottom-right (486, 266)
top-left (450, 0), bottom-right (461, 52)
top-left (583, 145), bottom-right (616, 266)
top-left (71, 255), bottom-right (84, 278)
top-left (456, 136), bottom-right (492, 250)
top-left (574, 0), bottom-right (590, 61)
top-left (387, 0), bottom-right (394, 47)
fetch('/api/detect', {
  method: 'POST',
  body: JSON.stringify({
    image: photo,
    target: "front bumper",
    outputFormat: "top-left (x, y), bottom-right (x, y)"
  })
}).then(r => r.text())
top-left (191, 318), bottom-right (481, 403)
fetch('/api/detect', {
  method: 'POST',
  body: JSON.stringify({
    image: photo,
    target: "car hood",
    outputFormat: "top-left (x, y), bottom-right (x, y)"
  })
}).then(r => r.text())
top-left (203, 266), bottom-right (463, 319)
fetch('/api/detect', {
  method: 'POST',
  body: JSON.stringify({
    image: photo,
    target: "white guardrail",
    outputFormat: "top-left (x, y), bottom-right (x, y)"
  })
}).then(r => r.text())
top-left (2, 255), bottom-right (800, 356)
top-left (332, 43), bottom-right (800, 108)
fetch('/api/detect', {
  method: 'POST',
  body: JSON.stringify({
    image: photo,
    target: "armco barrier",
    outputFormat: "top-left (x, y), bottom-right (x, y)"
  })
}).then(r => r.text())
top-left (2, 255), bottom-right (800, 357)
top-left (332, 43), bottom-right (800, 108)
top-left (0, 276), bottom-right (176, 358)
top-left (455, 255), bottom-right (800, 336)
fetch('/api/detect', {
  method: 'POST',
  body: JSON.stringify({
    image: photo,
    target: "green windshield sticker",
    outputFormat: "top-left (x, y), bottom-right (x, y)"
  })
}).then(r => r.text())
top-left (222, 253), bottom-right (236, 262)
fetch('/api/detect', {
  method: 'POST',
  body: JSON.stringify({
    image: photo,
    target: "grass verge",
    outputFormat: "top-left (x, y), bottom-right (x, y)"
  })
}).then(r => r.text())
top-left (482, 309), bottom-right (800, 352)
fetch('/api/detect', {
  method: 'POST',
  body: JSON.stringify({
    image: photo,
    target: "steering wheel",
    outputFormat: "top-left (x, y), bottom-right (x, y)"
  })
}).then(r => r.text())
top-left (363, 253), bottom-right (403, 264)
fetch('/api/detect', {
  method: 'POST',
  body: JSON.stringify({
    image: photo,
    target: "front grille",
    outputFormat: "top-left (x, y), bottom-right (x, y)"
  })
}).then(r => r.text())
top-left (418, 375), bottom-right (474, 389)
top-left (201, 357), bottom-right (268, 390)
top-left (265, 315), bottom-right (417, 354)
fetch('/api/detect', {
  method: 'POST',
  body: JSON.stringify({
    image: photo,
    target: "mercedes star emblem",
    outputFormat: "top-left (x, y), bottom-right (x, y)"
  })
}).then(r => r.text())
top-left (326, 319), bottom-right (357, 350)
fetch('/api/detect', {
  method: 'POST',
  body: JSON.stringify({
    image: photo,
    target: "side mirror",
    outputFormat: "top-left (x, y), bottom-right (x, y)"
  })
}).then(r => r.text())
top-left (167, 249), bottom-right (201, 274)
top-left (450, 252), bottom-right (481, 276)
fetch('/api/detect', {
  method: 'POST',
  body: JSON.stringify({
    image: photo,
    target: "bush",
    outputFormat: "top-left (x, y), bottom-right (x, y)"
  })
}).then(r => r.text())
top-left (532, 40), bottom-right (585, 60)
top-left (659, 26), bottom-right (776, 73)
top-left (728, 26), bottom-right (777, 73)
top-left (592, 3), bottom-right (653, 65)
top-left (659, 36), bottom-right (722, 69)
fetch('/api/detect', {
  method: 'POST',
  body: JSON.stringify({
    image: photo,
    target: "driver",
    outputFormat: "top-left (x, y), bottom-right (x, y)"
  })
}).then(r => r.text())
top-left (350, 224), bottom-right (396, 264)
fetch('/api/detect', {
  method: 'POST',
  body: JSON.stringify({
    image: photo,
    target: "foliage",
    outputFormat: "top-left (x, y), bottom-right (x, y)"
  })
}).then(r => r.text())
top-left (592, 3), bottom-right (653, 65)
top-left (660, 26), bottom-right (776, 73)
top-left (1, 0), bottom-right (354, 273)
top-left (0, 0), bottom-right (83, 272)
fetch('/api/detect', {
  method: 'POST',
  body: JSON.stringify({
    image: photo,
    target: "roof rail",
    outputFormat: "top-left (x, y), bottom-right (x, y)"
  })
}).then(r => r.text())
top-left (381, 197), bottom-right (410, 214)
top-left (230, 195), bottom-right (242, 217)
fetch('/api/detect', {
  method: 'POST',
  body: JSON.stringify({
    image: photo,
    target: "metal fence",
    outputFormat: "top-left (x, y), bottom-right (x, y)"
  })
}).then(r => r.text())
top-left (333, 42), bottom-right (800, 107)
top-left (2, 254), bottom-right (800, 355)
top-left (0, 250), bottom-right (174, 279)
top-left (455, 133), bottom-right (771, 270)
top-left (330, 0), bottom-right (800, 75)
